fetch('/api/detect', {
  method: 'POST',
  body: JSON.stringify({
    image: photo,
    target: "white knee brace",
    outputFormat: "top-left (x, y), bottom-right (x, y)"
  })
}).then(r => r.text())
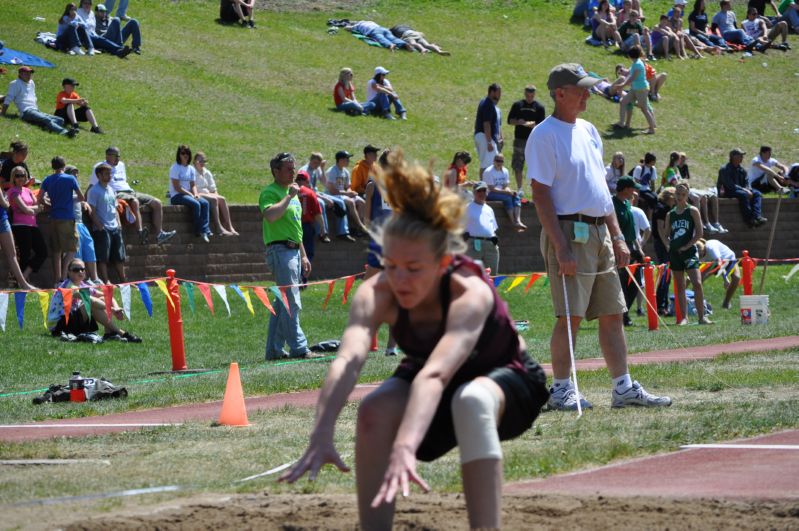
top-left (451, 380), bottom-right (502, 464)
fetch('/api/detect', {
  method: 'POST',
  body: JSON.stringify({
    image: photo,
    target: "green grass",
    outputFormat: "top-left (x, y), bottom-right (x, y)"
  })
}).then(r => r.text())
top-left (0, 349), bottom-right (796, 506)
top-left (0, 264), bottom-right (797, 423)
top-left (1, 0), bottom-right (797, 204)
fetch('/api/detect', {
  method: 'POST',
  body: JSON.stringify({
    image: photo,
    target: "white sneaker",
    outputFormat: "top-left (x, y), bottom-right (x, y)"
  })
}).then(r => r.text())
top-left (703, 223), bottom-right (718, 235)
top-left (713, 223), bottom-right (728, 234)
top-left (611, 381), bottom-right (672, 408)
top-left (546, 386), bottom-right (593, 411)
top-left (70, 46), bottom-right (84, 56)
top-left (156, 230), bottom-right (177, 244)
top-left (87, 49), bottom-right (96, 56)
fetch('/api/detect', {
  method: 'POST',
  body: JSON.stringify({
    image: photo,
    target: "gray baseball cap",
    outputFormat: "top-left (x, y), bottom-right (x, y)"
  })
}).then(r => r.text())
top-left (547, 63), bottom-right (601, 91)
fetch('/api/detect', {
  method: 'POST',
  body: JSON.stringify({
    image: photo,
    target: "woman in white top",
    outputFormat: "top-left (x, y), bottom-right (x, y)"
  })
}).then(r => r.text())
top-left (696, 238), bottom-right (739, 310)
top-left (169, 145), bottom-right (211, 242)
top-left (192, 151), bottom-right (238, 236)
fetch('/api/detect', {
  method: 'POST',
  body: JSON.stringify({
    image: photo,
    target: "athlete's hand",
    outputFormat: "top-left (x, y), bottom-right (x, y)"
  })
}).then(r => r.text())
top-left (371, 444), bottom-right (430, 507)
top-left (556, 246), bottom-right (577, 276)
top-left (279, 438), bottom-right (350, 483)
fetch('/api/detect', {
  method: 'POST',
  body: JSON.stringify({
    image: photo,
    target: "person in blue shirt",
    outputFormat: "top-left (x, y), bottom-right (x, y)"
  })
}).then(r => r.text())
top-left (39, 156), bottom-right (85, 284)
top-left (613, 46), bottom-right (656, 134)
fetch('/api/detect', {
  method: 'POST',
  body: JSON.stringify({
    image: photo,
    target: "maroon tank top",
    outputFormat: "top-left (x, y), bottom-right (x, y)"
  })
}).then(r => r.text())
top-left (390, 254), bottom-right (527, 382)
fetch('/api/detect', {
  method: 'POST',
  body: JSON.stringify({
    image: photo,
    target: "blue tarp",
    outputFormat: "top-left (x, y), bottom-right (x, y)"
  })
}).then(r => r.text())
top-left (0, 45), bottom-right (55, 69)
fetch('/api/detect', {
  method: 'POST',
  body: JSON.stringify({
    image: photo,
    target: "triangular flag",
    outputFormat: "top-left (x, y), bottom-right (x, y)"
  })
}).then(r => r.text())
top-left (626, 265), bottom-right (640, 286)
top-left (342, 275), bottom-right (356, 305)
top-left (58, 288), bottom-right (73, 326)
top-left (102, 284), bottom-right (115, 321)
top-left (505, 275), bottom-right (526, 293)
top-left (14, 291), bottom-right (27, 329)
top-left (699, 262), bottom-right (713, 274)
top-left (322, 280), bottom-right (336, 309)
top-left (252, 286), bottom-right (275, 315)
top-left (268, 286), bottom-right (290, 315)
top-left (137, 282), bottom-right (153, 317)
top-left (212, 284), bottom-right (231, 316)
top-left (543, 276), bottom-right (550, 286)
top-left (78, 287), bottom-right (91, 309)
top-left (120, 284), bottom-right (131, 320)
top-left (0, 292), bottom-right (8, 332)
top-left (181, 282), bottom-right (196, 314)
top-left (196, 283), bottom-right (214, 315)
top-left (37, 291), bottom-right (50, 330)
top-left (714, 259), bottom-right (728, 277)
top-left (493, 276), bottom-right (507, 288)
top-left (231, 285), bottom-right (255, 316)
top-left (279, 287), bottom-right (292, 317)
top-left (524, 273), bottom-right (544, 293)
top-left (783, 263), bottom-right (799, 282)
top-left (154, 279), bottom-right (174, 310)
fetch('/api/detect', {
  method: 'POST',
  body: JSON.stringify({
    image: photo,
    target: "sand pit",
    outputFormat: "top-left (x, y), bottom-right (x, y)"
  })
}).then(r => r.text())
top-left (61, 492), bottom-right (799, 530)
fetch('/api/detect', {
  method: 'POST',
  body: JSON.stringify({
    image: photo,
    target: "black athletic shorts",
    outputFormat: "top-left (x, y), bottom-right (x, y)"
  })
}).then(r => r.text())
top-left (392, 351), bottom-right (549, 462)
top-left (50, 309), bottom-right (98, 337)
top-left (55, 106), bottom-right (90, 122)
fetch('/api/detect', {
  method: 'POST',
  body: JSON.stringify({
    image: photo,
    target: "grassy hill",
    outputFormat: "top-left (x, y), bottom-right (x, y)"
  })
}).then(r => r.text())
top-left (1, 0), bottom-right (797, 204)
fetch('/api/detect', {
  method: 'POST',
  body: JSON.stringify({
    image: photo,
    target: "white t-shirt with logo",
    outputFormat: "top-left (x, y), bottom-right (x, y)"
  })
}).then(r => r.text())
top-left (483, 166), bottom-right (510, 189)
top-left (526, 116), bottom-right (613, 218)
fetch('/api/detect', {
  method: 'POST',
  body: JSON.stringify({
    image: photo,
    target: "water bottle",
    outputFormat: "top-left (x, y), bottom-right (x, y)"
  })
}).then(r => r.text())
top-left (69, 372), bottom-right (86, 402)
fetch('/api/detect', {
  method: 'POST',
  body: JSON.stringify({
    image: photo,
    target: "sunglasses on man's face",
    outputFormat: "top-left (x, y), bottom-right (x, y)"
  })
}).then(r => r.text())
top-left (70, 267), bottom-right (86, 273)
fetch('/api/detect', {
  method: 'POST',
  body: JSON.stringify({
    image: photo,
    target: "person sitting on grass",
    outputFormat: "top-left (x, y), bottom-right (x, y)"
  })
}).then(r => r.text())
top-left (742, 6), bottom-right (791, 49)
top-left (668, 181), bottom-right (712, 325)
top-left (688, 0), bottom-right (731, 50)
top-left (482, 154), bottom-right (526, 231)
top-left (75, 0), bottom-right (133, 57)
top-left (668, 5), bottom-right (707, 57)
top-left (333, 68), bottom-right (375, 116)
top-left (94, 3), bottom-right (143, 55)
top-left (280, 150), bottom-right (549, 530)
top-left (192, 151), bottom-right (238, 236)
top-left (219, 0), bottom-right (256, 28)
top-left (389, 24), bottom-right (450, 55)
top-left (618, 10), bottom-right (655, 58)
top-left (87, 163), bottom-right (127, 283)
top-left (712, 0), bottom-right (756, 48)
top-left (2, 67), bottom-right (76, 137)
top-left (47, 257), bottom-right (142, 342)
top-left (613, 45), bottom-right (657, 135)
top-left (55, 2), bottom-right (93, 56)
top-left (651, 14), bottom-right (684, 60)
top-left (366, 67), bottom-right (407, 120)
top-left (54, 78), bottom-right (104, 134)
top-left (696, 238), bottom-right (740, 309)
top-left (592, 0), bottom-right (624, 47)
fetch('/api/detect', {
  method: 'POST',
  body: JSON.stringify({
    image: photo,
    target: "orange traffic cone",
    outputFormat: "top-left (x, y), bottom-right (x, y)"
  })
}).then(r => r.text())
top-left (218, 362), bottom-right (250, 427)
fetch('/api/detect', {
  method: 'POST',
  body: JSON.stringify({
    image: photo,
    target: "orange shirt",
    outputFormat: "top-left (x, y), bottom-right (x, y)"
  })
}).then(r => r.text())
top-left (55, 90), bottom-right (80, 111)
top-left (350, 159), bottom-right (373, 195)
top-left (449, 164), bottom-right (469, 185)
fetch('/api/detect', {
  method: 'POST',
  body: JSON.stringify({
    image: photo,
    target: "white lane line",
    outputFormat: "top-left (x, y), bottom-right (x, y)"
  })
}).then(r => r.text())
top-left (14, 485), bottom-right (181, 506)
top-left (236, 461), bottom-right (295, 483)
top-left (1, 459), bottom-right (111, 466)
top-left (681, 444), bottom-right (799, 450)
top-left (0, 423), bottom-right (181, 428)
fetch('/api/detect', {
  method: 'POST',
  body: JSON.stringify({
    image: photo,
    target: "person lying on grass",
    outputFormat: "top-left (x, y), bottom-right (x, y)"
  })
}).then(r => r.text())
top-left (280, 150), bottom-right (549, 530)
top-left (47, 258), bottom-right (142, 342)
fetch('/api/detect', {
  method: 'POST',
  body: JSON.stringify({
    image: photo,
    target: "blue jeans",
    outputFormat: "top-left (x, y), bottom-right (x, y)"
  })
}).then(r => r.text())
top-left (170, 194), bottom-right (210, 235)
top-left (104, 17), bottom-right (142, 49)
top-left (21, 108), bottom-right (68, 134)
top-left (691, 31), bottom-right (728, 48)
top-left (265, 244), bottom-right (308, 357)
top-left (369, 93), bottom-right (406, 117)
top-left (336, 100), bottom-right (376, 115)
top-left (90, 33), bottom-right (125, 54)
top-left (56, 26), bottom-right (83, 51)
top-left (487, 190), bottom-right (520, 210)
top-left (325, 195), bottom-right (349, 235)
top-left (365, 27), bottom-right (406, 48)
top-left (104, 0), bottom-right (129, 18)
top-left (722, 29), bottom-right (753, 46)
top-left (782, 7), bottom-right (799, 28)
top-left (724, 188), bottom-right (762, 224)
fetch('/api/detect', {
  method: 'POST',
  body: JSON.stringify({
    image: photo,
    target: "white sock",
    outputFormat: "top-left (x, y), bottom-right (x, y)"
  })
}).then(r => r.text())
top-left (552, 378), bottom-right (572, 392)
top-left (613, 374), bottom-right (633, 392)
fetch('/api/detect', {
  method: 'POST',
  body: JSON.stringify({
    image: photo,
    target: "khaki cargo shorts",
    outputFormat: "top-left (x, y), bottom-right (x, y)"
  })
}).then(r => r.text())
top-left (49, 219), bottom-right (79, 254)
top-left (541, 219), bottom-right (626, 320)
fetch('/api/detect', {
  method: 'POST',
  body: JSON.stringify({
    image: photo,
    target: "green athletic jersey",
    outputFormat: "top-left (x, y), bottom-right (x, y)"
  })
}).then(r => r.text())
top-left (669, 206), bottom-right (695, 251)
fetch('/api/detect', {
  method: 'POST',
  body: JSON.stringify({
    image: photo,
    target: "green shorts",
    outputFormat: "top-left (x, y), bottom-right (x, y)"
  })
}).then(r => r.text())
top-left (669, 245), bottom-right (700, 271)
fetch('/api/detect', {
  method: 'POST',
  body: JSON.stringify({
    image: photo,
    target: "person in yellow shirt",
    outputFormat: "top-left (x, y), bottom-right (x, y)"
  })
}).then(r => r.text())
top-left (350, 144), bottom-right (379, 196)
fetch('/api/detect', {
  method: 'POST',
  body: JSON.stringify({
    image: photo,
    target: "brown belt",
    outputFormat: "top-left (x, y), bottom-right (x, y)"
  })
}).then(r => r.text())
top-left (558, 214), bottom-right (605, 225)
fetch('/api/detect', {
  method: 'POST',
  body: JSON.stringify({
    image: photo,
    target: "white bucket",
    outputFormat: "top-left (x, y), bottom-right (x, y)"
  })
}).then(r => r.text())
top-left (740, 295), bottom-right (769, 325)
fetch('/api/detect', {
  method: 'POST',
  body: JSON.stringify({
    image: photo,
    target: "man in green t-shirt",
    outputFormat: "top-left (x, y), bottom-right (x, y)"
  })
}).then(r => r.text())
top-left (259, 152), bottom-right (312, 360)
top-left (613, 176), bottom-right (642, 327)
top-left (778, 0), bottom-right (799, 32)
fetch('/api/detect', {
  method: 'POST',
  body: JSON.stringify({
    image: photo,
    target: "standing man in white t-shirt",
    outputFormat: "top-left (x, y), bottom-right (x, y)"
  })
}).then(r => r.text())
top-left (526, 63), bottom-right (671, 411)
top-left (464, 181), bottom-right (500, 274)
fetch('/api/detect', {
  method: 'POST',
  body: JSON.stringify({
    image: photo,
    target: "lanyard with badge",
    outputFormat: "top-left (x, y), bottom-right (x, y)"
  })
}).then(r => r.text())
top-left (572, 221), bottom-right (589, 244)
